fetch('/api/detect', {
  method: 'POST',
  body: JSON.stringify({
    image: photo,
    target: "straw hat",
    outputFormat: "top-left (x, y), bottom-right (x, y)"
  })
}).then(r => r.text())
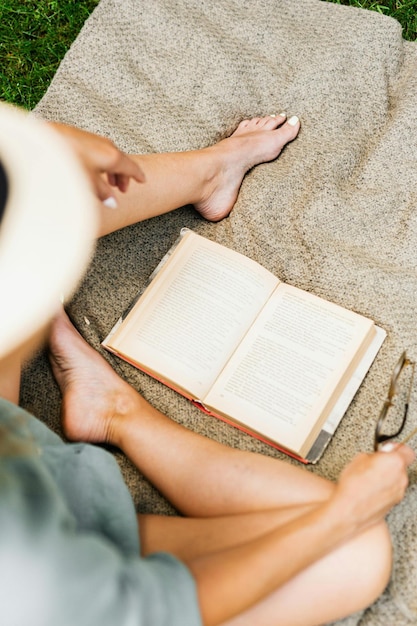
top-left (0, 103), bottom-right (98, 359)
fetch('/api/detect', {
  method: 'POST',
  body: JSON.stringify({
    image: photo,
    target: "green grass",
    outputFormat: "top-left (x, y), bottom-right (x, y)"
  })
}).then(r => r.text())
top-left (326, 0), bottom-right (417, 41)
top-left (0, 0), bottom-right (416, 110)
top-left (0, 0), bottom-right (99, 109)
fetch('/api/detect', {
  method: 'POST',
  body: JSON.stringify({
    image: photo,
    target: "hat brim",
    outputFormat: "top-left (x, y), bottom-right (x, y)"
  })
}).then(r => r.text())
top-left (0, 104), bottom-right (98, 359)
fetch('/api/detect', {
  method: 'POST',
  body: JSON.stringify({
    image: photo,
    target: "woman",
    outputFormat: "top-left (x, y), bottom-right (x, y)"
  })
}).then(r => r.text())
top-left (0, 103), bottom-right (413, 626)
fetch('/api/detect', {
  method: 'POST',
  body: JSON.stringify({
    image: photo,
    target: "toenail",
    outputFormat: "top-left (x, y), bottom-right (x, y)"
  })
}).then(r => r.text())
top-left (269, 114), bottom-right (276, 117)
top-left (278, 112), bottom-right (287, 117)
top-left (287, 115), bottom-right (299, 126)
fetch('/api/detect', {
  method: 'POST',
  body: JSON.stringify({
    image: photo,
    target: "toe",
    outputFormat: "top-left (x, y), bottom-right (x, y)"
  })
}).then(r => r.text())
top-left (233, 117), bottom-right (263, 136)
top-left (276, 115), bottom-right (301, 142)
top-left (260, 114), bottom-right (287, 130)
top-left (237, 119), bottom-right (251, 130)
top-left (233, 114), bottom-right (288, 136)
top-left (285, 115), bottom-right (301, 132)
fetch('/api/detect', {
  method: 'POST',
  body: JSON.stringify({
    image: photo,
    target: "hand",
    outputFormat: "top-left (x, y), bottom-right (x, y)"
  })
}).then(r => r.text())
top-left (49, 122), bottom-right (145, 203)
top-left (333, 444), bottom-right (415, 532)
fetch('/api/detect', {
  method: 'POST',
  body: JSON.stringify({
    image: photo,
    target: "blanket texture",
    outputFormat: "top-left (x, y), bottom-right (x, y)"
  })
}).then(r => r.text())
top-left (24, 0), bottom-right (417, 623)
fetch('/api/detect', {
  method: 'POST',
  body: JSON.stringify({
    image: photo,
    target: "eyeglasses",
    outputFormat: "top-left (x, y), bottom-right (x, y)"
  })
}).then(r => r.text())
top-left (374, 352), bottom-right (416, 451)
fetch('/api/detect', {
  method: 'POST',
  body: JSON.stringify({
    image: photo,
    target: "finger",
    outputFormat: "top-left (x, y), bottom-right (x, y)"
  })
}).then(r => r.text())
top-left (132, 164), bottom-right (146, 183)
top-left (396, 443), bottom-right (416, 466)
top-left (102, 196), bottom-right (118, 209)
top-left (113, 173), bottom-right (130, 193)
top-left (118, 154), bottom-right (146, 184)
top-left (379, 442), bottom-right (415, 466)
top-left (379, 442), bottom-right (399, 453)
top-left (107, 172), bottom-right (117, 187)
top-left (105, 157), bottom-right (145, 192)
top-left (95, 175), bottom-right (115, 202)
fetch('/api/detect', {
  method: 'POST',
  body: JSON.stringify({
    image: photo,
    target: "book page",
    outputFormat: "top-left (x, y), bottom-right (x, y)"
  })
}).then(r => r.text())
top-left (204, 283), bottom-right (375, 455)
top-left (105, 231), bottom-right (278, 398)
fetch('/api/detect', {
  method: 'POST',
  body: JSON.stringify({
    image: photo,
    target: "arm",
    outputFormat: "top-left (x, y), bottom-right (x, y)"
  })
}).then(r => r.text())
top-left (48, 122), bottom-right (145, 204)
top-left (187, 446), bottom-right (414, 625)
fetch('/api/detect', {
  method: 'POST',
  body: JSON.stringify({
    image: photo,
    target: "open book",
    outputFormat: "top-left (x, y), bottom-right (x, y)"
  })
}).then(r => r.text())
top-left (103, 229), bottom-right (386, 463)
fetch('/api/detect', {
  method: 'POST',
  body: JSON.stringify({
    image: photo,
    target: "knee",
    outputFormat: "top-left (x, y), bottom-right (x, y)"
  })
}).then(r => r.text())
top-left (349, 520), bottom-right (393, 609)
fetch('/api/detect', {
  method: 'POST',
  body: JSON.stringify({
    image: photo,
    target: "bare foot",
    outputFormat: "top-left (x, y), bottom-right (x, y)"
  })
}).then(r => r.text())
top-left (195, 114), bottom-right (300, 221)
top-left (49, 310), bottom-right (139, 444)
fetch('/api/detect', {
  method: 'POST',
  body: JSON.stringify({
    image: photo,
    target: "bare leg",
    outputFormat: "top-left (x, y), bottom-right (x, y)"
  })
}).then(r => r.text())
top-left (98, 115), bottom-right (300, 236)
top-left (139, 510), bottom-right (391, 626)
top-left (49, 312), bottom-right (392, 626)
top-left (220, 521), bottom-right (391, 626)
top-left (49, 311), bottom-right (332, 517)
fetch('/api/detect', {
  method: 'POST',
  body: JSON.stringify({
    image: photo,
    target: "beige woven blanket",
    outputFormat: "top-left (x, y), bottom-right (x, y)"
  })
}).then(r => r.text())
top-left (24, 0), bottom-right (417, 623)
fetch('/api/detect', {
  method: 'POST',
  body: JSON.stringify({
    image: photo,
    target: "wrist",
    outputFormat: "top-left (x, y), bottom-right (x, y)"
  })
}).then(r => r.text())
top-left (315, 495), bottom-right (361, 546)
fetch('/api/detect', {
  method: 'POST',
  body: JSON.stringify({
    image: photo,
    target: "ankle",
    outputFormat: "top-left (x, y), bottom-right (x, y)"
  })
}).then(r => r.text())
top-left (106, 389), bottom-right (151, 448)
top-left (192, 146), bottom-right (220, 205)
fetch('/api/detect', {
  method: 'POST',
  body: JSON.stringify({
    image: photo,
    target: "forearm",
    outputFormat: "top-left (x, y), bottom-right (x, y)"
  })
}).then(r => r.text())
top-left (188, 498), bottom-right (360, 625)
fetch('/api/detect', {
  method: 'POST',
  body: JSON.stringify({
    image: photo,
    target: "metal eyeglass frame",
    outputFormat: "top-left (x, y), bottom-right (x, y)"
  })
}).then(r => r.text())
top-left (374, 351), bottom-right (415, 452)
